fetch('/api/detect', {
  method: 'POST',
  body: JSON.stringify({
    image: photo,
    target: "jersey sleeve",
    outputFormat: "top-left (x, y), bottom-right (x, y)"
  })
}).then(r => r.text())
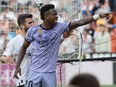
top-left (61, 21), bottom-right (71, 33)
top-left (25, 27), bottom-right (37, 43)
top-left (3, 39), bottom-right (14, 56)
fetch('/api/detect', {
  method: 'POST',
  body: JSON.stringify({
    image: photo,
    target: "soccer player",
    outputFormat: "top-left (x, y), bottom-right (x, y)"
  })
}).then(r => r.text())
top-left (0, 13), bottom-right (35, 87)
top-left (13, 4), bottom-right (112, 87)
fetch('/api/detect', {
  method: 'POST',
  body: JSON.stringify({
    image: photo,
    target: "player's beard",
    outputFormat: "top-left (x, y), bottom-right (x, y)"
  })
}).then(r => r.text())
top-left (24, 26), bottom-right (29, 32)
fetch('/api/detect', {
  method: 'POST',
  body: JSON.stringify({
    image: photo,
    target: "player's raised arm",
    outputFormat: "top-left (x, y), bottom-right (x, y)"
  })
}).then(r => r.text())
top-left (69, 13), bottom-right (112, 30)
top-left (13, 40), bottom-right (30, 79)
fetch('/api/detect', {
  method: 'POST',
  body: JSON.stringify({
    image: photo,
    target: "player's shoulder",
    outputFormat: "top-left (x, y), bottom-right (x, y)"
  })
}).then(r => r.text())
top-left (56, 21), bottom-right (70, 28)
top-left (12, 34), bottom-right (21, 40)
top-left (7, 34), bottom-right (21, 44)
top-left (28, 25), bottom-right (40, 32)
top-left (29, 25), bottom-right (40, 30)
top-left (57, 21), bottom-right (69, 25)
top-left (9, 34), bottom-right (19, 40)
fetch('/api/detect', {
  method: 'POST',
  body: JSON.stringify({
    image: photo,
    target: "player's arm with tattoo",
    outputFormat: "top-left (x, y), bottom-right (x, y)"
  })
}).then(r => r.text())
top-left (69, 13), bottom-right (112, 30)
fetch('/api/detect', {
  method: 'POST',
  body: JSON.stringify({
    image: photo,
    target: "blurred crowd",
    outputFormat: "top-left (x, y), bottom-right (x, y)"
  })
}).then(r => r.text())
top-left (81, 0), bottom-right (116, 55)
top-left (0, 0), bottom-right (116, 55)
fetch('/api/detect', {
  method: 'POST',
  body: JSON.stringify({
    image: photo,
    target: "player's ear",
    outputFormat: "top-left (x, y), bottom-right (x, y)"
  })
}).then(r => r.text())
top-left (20, 24), bottom-right (24, 29)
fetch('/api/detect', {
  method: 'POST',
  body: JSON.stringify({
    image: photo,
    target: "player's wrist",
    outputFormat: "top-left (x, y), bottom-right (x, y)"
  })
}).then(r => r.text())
top-left (93, 14), bottom-right (100, 20)
top-left (16, 63), bottom-right (20, 67)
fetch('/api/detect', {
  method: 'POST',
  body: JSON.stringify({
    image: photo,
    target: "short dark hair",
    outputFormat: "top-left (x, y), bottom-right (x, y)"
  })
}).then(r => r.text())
top-left (40, 4), bottom-right (55, 20)
top-left (69, 73), bottom-right (100, 87)
top-left (99, 0), bottom-right (105, 5)
top-left (17, 14), bottom-right (33, 27)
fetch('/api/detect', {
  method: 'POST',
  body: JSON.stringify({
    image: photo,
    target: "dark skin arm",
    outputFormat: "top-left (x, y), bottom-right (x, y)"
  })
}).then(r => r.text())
top-left (60, 30), bottom-right (73, 44)
top-left (69, 13), bottom-right (112, 30)
top-left (60, 13), bottom-right (112, 43)
top-left (13, 40), bottom-right (30, 79)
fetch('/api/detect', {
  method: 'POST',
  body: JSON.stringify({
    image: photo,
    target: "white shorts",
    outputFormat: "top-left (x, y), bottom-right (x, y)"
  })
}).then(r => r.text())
top-left (25, 70), bottom-right (56, 87)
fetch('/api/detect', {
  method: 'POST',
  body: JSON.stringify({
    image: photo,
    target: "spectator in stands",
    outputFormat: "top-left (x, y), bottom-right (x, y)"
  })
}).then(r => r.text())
top-left (109, 0), bottom-right (116, 12)
top-left (82, 0), bottom-right (92, 17)
top-left (0, 6), bottom-right (16, 21)
top-left (69, 73), bottom-right (100, 87)
top-left (94, 19), bottom-right (111, 52)
top-left (82, 29), bottom-right (93, 54)
top-left (0, 31), bottom-right (7, 54)
top-left (110, 28), bottom-right (116, 52)
top-left (95, 0), bottom-right (110, 14)
top-left (108, 1), bottom-right (116, 52)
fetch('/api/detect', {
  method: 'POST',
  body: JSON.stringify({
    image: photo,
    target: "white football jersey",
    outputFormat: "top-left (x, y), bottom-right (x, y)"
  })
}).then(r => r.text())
top-left (3, 34), bottom-right (32, 86)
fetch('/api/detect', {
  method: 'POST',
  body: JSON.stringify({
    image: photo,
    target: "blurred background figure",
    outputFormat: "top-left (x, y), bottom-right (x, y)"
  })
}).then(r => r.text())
top-left (82, 28), bottom-right (93, 54)
top-left (94, 19), bottom-right (111, 52)
top-left (95, 0), bottom-right (110, 14)
top-left (69, 73), bottom-right (100, 87)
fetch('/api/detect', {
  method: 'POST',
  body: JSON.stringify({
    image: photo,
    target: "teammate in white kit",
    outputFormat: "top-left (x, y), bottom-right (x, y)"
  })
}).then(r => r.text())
top-left (0, 14), bottom-right (35, 87)
top-left (13, 4), bottom-right (112, 87)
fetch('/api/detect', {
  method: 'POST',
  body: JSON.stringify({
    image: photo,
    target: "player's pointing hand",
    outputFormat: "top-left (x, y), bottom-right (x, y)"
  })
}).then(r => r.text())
top-left (99, 13), bottom-right (112, 19)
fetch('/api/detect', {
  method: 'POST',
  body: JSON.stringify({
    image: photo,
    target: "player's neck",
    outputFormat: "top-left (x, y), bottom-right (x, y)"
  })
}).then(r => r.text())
top-left (42, 21), bottom-right (54, 29)
top-left (20, 31), bottom-right (26, 38)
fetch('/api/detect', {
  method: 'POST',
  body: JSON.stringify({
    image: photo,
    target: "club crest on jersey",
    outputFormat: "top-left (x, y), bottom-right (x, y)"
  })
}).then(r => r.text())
top-left (38, 29), bottom-right (42, 36)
